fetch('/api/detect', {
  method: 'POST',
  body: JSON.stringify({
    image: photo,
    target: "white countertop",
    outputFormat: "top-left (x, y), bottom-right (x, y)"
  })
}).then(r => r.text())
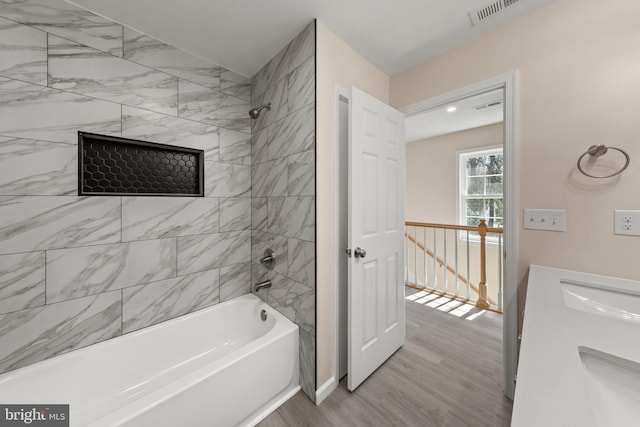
top-left (511, 265), bottom-right (640, 427)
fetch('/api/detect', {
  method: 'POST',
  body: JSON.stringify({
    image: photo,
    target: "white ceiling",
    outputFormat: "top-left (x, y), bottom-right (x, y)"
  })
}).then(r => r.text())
top-left (405, 89), bottom-right (504, 142)
top-left (69, 0), bottom-right (553, 78)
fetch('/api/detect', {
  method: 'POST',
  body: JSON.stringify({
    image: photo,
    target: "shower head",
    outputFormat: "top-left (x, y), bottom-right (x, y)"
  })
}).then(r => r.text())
top-left (249, 103), bottom-right (271, 119)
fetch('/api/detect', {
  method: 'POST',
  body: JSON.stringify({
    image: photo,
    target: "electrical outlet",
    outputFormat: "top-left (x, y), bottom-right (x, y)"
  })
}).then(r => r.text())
top-left (614, 210), bottom-right (640, 236)
top-left (523, 209), bottom-right (566, 232)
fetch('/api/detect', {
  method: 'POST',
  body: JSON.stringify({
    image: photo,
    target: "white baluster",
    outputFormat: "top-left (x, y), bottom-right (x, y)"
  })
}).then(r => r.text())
top-left (455, 229), bottom-right (459, 297)
top-left (423, 227), bottom-right (427, 288)
top-left (443, 229), bottom-right (448, 294)
top-left (414, 226), bottom-right (418, 286)
top-left (433, 228), bottom-right (437, 291)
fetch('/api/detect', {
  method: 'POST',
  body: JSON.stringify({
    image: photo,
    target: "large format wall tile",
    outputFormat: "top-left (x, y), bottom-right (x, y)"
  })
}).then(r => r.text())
top-left (46, 239), bottom-right (176, 303)
top-left (252, 198), bottom-right (268, 232)
top-left (287, 56), bottom-right (315, 113)
top-left (220, 198), bottom-right (251, 232)
top-left (0, 290), bottom-right (121, 374)
top-left (48, 35), bottom-right (178, 116)
top-left (220, 262), bottom-right (251, 302)
top-left (251, 127), bottom-right (268, 165)
top-left (251, 48), bottom-right (284, 101)
top-left (0, 136), bottom-right (76, 196)
top-left (0, 252), bottom-right (45, 315)
top-left (251, 21), bottom-right (315, 402)
top-left (124, 27), bottom-right (220, 90)
top-left (0, 0), bottom-right (256, 376)
top-left (122, 197), bottom-right (219, 241)
top-left (219, 128), bottom-right (250, 165)
top-left (205, 161), bottom-right (251, 198)
top-left (178, 80), bottom-right (250, 133)
top-left (299, 329), bottom-right (316, 399)
top-left (0, 0), bottom-right (123, 57)
top-left (0, 77), bottom-right (121, 144)
top-left (220, 69), bottom-right (250, 101)
top-left (287, 238), bottom-right (315, 289)
top-left (287, 150), bottom-right (315, 196)
top-left (122, 106), bottom-right (219, 161)
top-left (122, 269), bottom-right (219, 333)
top-left (0, 196), bottom-right (121, 255)
top-left (268, 104), bottom-right (315, 160)
top-left (251, 22), bottom-right (314, 98)
top-left (267, 196), bottom-right (315, 241)
top-left (0, 16), bottom-right (46, 85)
top-left (252, 158), bottom-right (288, 197)
top-left (277, 22), bottom-right (315, 84)
top-left (177, 230), bottom-right (250, 276)
top-left (269, 273), bottom-right (314, 335)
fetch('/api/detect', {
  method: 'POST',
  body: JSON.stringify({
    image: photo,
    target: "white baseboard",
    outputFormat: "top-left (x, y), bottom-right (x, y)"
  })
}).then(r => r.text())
top-left (315, 376), bottom-right (338, 405)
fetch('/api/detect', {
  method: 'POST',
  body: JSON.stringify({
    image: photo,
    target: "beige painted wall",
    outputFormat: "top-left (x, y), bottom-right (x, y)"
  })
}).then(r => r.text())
top-left (317, 0), bottom-right (640, 393)
top-left (392, 0), bottom-right (640, 288)
top-left (316, 22), bottom-right (390, 387)
top-left (406, 123), bottom-right (503, 223)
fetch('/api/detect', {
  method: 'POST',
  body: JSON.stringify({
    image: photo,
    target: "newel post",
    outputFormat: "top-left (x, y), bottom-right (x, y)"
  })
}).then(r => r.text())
top-left (477, 219), bottom-right (490, 309)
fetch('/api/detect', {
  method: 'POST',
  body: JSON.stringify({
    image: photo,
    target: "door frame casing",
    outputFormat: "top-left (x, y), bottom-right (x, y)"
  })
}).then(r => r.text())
top-left (329, 71), bottom-right (519, 400)
top-left (399, 70), bottom-right (519, 399)
top-left (315, 85), bottom-right (351, 405)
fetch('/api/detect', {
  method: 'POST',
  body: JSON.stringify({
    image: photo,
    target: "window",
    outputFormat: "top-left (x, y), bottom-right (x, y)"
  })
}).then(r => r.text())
top-left (458, 147), bottom-right (503, 237)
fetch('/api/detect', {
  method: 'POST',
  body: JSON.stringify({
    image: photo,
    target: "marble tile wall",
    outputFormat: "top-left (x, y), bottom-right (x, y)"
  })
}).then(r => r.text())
top-left (250, 21), bottom-right (316, 400)
top-left (0, 1), bottom-right (252, 374)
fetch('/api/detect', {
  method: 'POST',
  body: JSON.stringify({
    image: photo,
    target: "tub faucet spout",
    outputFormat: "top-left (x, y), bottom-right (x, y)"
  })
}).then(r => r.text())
top-left (255, 280), bottom-right (272, 292)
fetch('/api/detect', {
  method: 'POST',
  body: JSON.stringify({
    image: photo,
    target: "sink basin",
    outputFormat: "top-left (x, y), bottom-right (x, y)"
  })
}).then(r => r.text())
top-left (579, 346), bottom-right (640, 427)
top-left (512, 266), bottom-right (640, 427)
top-left (560, 280), bottom-right (640, 324)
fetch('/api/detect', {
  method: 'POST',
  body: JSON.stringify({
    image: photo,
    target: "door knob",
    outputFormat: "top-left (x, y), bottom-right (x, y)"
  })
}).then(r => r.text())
top-left (354, 247), bottom-right (366, 259)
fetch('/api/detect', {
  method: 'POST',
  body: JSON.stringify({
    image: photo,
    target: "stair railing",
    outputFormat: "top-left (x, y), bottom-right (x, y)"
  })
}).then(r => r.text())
top-left (405, 219), bottom-right (503, 312)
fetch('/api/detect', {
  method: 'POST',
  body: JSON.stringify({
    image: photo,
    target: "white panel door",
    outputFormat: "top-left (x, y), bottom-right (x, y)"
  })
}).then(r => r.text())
top-left (348, 87), bottom-right (405, 391)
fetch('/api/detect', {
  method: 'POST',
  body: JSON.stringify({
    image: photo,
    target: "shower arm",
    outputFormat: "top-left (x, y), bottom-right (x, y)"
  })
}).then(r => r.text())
top-left (249, 102), bottom-right (272, 119)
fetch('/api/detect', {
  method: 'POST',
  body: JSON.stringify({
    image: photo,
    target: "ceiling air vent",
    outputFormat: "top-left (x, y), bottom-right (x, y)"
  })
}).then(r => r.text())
top-left (469, 0), bottom-right (523, 26)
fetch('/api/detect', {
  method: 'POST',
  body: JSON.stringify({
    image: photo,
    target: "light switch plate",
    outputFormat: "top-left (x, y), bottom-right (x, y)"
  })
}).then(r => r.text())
top-left (614, 210), bottom-right (640, 236)
top-left (523, 209), bottom-right (566, 232)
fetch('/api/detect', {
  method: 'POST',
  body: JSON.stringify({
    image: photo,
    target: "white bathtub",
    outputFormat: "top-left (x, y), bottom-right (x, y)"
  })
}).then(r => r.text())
top-left (0, 293), bottom-right (300, 427)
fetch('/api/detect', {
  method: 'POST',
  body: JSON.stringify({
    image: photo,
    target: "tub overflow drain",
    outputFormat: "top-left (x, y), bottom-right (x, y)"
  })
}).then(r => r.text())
top-left (260, 309), bottom-right (267, 321)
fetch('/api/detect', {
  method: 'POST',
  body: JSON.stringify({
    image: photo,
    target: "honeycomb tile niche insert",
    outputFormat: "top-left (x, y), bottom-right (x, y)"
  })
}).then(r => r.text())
top-left (78, 132), bottom-right (204, 196)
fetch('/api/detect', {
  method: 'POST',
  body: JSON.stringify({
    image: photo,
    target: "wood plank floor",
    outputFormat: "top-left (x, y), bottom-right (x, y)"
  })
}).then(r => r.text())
top-left (258, 288), bottom-right (513, 427)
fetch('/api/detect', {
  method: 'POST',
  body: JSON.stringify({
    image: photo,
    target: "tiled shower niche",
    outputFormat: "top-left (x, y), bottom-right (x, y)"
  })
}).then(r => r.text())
top-left (79, 132), bottom-right (204, 196)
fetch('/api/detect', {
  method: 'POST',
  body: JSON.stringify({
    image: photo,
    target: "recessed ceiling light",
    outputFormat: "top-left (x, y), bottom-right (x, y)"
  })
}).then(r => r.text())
top-left (446, 106), bottom-right (457, 113)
